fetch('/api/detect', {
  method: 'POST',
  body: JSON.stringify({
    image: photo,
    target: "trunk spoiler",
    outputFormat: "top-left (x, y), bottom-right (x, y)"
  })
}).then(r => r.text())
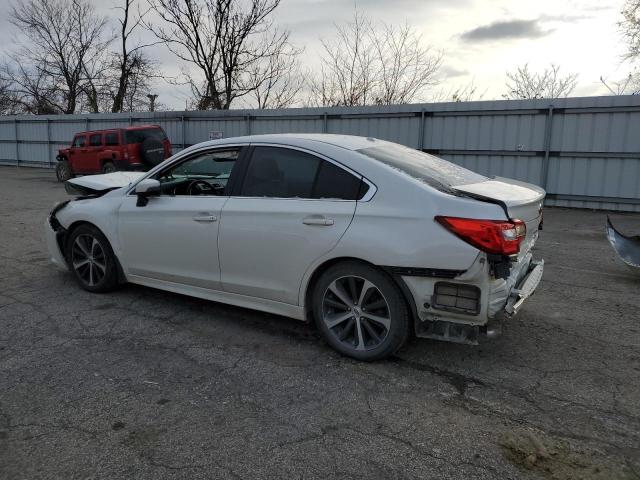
top-left (451, 177), bottom-right (546, 220)
top-left (606, 216), bottom-right (640, 272)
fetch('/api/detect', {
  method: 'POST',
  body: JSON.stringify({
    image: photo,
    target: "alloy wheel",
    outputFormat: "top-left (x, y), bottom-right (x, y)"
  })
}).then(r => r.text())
top-left (71, 234), bottom-right (106, 287)
top-left (322, 275), bottom-right (391, 351)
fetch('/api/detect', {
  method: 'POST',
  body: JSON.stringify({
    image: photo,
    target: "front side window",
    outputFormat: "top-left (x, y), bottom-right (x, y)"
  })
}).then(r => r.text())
top-left (239, 147), bottom-right (365, 200)
top-left (156, 149), bottom-right (239, 196)
top-left (357, 143), bottom-right (487, 192)
top-left (72, 136), bottom-right (86, 148)
top-left (89, 134), bottom-right (102, 147)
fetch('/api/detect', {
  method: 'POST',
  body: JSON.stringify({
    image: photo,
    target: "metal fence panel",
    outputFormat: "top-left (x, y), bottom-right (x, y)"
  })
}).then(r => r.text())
top-left (1, 95), bottom-right (640, 211)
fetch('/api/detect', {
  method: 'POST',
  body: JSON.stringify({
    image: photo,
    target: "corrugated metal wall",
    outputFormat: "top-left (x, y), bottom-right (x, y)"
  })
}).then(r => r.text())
top-left (1, 95), bottom-right (639, 211)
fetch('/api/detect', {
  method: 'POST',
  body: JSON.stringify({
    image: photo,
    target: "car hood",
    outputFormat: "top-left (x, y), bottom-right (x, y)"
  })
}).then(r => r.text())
top-left (66, 171), bottom-right (146, 196)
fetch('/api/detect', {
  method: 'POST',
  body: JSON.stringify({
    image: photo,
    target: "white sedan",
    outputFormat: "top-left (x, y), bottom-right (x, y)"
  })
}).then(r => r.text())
top-left (46, 134), bottom-right (545, 360)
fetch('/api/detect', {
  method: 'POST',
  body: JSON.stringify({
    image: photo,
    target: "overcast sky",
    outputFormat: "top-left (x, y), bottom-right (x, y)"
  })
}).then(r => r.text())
top-left (0, 0), bottom-right (630, 109)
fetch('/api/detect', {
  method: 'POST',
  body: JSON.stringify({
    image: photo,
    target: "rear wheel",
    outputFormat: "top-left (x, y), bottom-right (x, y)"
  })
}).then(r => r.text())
top-left (66, 224), bottom-right (119, 293)
top-left (313, 261), bottom-right (410, 361)
top-left (55, 160), bottom-right (73, 182)
top-left (102, 161), bottom-right (116, 174)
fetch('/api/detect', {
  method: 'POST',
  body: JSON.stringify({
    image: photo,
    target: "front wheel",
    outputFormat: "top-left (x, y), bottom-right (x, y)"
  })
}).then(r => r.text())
top-left (313, 261), bottom-right (410, 361)
top-left (66, 224), bottom-right (119, 293)
top-left (102, 161), bottom-right (116, 174)
top-left (55, 160), bottom-right (73, 182)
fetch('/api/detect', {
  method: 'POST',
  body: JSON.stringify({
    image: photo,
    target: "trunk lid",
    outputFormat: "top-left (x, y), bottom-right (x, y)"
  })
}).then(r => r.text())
top-left (65, 171), bottom-right (145, 196)
top-left (452, 177), bottom-right (545, 258)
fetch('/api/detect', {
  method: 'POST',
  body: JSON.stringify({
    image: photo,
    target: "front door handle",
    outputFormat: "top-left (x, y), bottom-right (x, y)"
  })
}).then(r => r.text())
top-left (303, 215), bottom-right (334, 226)
top-left (193, 213), bottom-right (217, 222)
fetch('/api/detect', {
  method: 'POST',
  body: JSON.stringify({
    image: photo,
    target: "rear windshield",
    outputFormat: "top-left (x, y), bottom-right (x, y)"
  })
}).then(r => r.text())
top-left (357, 143), bottom-right (487, 191)
top-left (126, 128), bottom-right (167, 144)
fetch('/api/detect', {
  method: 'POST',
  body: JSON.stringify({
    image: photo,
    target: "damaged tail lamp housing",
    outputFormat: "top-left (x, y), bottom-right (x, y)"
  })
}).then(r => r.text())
top-left (435, 216), bottom-right (526, 256)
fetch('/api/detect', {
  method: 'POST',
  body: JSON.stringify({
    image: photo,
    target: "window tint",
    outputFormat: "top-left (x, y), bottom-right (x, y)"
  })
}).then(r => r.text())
top-left (156, 149), bottom-right (239, 196)
top-left (241, 147), bottom-right (320, 198)
top-left (357, 143), bottom-right (487, 192)
top-left (72, 136), bottom-right (86, 147)
top-left (105, 132), bottom-right (119, 146)
top-left (312, 161), bottom-right (362, 200)
top-left (89, 134), bottom-right (102, 147)
top-left (126, 127), bottom-right (167, 144)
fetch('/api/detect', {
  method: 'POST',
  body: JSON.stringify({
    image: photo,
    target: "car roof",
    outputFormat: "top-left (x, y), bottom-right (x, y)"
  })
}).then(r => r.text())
top-left (187, 133), bottom-right (385, 152)
top-left (75, 124), bottom-right (163, 135)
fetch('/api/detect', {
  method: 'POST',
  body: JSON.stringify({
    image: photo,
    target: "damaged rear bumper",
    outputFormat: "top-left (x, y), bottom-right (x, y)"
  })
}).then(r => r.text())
top-left (504, 260), bottom-right (544, 317)
top-left (401, 253), bottom-right (544, 345)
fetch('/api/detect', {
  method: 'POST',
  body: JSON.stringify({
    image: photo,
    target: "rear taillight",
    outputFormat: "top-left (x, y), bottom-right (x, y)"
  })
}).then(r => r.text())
top-left (435, 216), bottom-right (526, 256)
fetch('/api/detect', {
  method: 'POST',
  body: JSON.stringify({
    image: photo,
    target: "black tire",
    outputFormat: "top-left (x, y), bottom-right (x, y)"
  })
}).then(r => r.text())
top-left (65, 224), bottom-right (119, 293)
top-left (56, 160), bottom-right (73, 182)
top-left (313, 261), bottom-right (410, 361)
top-left (102, 161), bottom-right (116, 173)
top-left (139, 137), bottom-right (165, 168)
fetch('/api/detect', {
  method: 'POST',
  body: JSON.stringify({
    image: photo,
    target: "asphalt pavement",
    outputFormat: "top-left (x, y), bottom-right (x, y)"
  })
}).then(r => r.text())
top-left (1, 166), bottom-right (639, 479)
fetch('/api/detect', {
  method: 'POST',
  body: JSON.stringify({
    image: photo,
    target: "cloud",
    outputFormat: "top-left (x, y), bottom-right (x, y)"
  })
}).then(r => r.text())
top-left (539, 13), bottom-right (593, 23)
top-left (439, 65), bottom-right (469, 78)
top-left (460, 19), bottom-right (551, 42)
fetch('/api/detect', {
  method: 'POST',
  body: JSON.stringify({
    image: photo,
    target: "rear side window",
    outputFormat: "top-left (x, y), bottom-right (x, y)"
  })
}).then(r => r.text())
top-left (105, 132), bottom-right (119, 146)
top-left (241, 147), bottom-right (320, 198)
top-left (312, 161), bottom-right (362, 200)
top-left (240, 147), bottom-right (366, 200)
top-left (126, 128), bottom-right (167, 144)
top-left (72, 136), bottom-right (86, 147)
top-left (89, 134), bottom-right (102, 146)
top-left (357, 143), bottom-right (487, 191)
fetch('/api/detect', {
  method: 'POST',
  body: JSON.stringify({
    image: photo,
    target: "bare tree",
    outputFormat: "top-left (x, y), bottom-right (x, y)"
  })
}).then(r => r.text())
top-left (9, 0), bottom-right (110, 114)
top-left (430, 79), bottom-right (486, 103)
top-left (246, 49), bottom-right (304, 109)
top-left (621, 0), bottom-right (640, 61)
top-left (0, 58), bottom-right (60, 114)
top-left (503, 64), bottom-right (578, 99)
top-left (600, 73), bottom-right (640, 95)
top-left (146, 0), bottom-right (296, 110)
top-left (0, 75), bottom-right (19, 114)
top-left (372, 23), bottom-right (442, 104)
top-left (308, 11), bottom-right (442, 107)
top-left (109, 0), bottom-right (161, 112)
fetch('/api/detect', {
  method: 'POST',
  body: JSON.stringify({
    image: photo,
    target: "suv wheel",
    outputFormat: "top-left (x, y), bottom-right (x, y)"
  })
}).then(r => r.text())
top-left (55, 160), bottom-right (73, 182)
top-left (66, 224), bottom-right (119, 293)
top-left (140, 137), bottom-right (165, 168)
top-left (313, 261), bottom-right (410, 361)
top-left (102, 161), bottom-right (116, 174)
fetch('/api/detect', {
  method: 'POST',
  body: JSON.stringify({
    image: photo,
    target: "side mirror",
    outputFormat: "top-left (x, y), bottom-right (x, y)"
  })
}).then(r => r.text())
top-left (135, 178), bottom-right (160, 207)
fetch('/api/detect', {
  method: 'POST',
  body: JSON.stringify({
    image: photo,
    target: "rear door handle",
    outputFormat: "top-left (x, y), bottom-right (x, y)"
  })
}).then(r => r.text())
top-left (193, 213), bottom-right (217, 222)
top-left (303, 216), bottom-right (334, 226)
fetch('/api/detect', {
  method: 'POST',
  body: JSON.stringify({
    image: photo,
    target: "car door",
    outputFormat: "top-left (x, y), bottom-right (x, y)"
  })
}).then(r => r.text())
top-left (68, 134), bottom-right (88, 172)
top-left (117, 147), bottom-right (244, 290)
top-left (104, 130), bottom-right (121, 166)
top-left (218, 145), bottom-right (364, 305)
top-left (88, 133), bottom-right (104, 172)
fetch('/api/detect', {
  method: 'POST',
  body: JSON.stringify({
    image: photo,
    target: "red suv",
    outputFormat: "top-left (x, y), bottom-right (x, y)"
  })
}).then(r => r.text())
top-left (55, 125), bottom-right (172, 182)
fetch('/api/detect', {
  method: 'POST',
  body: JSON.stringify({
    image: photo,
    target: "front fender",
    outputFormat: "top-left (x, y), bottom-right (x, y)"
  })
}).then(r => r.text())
top-left (54, 192), bottom-right (125, 258)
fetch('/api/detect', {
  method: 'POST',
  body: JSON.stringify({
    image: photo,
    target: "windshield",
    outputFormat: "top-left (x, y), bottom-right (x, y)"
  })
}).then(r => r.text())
top-left (357, 143), bottom-right (487, 191)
